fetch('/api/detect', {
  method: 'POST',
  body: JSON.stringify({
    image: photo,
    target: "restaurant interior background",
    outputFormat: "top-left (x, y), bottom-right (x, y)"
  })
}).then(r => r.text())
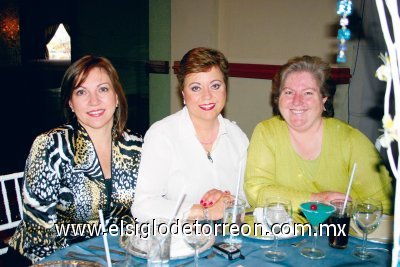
top-left (0, 0), bottom-right (390, 175)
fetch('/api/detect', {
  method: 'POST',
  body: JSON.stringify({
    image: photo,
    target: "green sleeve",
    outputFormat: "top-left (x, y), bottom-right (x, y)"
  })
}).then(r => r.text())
top-left (348, 129), bottom-right (393, 214)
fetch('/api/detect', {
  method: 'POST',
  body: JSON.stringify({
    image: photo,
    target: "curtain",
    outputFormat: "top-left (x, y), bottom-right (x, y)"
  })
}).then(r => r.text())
top-left (63, 24), bottom-right (71, 35)
top-left (43, 24), bottom-right (60, 59)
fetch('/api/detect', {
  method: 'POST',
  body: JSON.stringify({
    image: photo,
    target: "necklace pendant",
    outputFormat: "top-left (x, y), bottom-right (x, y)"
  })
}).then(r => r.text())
top-left (207, 151), bottom-right (213, 163)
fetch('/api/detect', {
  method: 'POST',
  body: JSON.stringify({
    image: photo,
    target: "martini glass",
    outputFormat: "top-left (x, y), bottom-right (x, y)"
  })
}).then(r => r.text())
top-left (300, 201), bottom-right (335, 259)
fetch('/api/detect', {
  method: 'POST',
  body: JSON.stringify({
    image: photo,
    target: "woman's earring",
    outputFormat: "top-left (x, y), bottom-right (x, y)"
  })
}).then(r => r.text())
top-left (183, 98), bottom-right (186, 105)
top-left (323, 105), bottom-right (327, 111)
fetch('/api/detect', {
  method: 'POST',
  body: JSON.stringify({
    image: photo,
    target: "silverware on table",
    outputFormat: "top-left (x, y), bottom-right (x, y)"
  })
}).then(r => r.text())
top-left (64, 251), bottom-right (122, 264)
top-left (260, 238), bottom-right (307, 249)
top-left (176, 252), bottom-right (216, 267)
top-left (88, 245), bottom-right (148, 266)
top-left (88, 245), bottom-right (126, 255)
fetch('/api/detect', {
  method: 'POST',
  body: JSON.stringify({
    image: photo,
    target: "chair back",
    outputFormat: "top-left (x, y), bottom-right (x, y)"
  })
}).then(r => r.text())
top-left (0, 172), bottom-right (24, 231)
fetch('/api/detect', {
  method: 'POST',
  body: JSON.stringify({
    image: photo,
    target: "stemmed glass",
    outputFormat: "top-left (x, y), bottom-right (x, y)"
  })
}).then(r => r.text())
top-left (263, 197), bottom-right (292, 261)
top-left (182, 210), bottom-right (211, 267)
top-left (352, 198), bottom-right (383, 260)
top-left (300, 201), bottom-right (335, 259)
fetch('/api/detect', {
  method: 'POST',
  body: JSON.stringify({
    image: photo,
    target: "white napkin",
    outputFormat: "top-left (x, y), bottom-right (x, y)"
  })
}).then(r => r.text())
top-left (170, 234), bottom-right (194, 258)
top-left (253, 207), bottom-right (264, 223)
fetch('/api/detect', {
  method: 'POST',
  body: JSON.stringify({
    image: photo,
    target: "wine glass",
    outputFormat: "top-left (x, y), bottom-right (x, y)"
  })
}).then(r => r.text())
top-left (182, 210), bottom-right (211, 267)
top-left (263, 197), bottom-right (292, 261)
top-left (352, 198), bottom-right (383, 260)
top-left (300, 201), bottom-right (335, 259)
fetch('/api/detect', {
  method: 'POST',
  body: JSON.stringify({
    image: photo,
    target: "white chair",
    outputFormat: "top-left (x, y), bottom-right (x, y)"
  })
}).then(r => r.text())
top-left (0, 172), bottom-right (24, 255)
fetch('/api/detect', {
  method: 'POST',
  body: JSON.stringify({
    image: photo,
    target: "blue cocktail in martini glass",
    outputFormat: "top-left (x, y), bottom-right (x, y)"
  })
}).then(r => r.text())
top-left (300, 202), bottom-right (335, 259)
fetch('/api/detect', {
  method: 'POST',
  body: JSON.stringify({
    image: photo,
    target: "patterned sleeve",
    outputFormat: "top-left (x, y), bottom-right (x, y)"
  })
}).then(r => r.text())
top-left (9, 132), bottom-right (62, 262)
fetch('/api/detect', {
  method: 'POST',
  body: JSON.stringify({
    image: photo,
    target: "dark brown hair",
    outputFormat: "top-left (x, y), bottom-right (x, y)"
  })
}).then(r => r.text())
top-left (60, 55), bottom-right (128, 139)
top-left (271, 55), bottom-right (335, 117)
top-left (177, 47), bottom-right (229, 91)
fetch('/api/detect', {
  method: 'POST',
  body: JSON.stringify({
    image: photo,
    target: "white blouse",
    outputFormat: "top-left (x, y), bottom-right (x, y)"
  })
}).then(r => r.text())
top-left (131, 107), bottom-right (249, 222)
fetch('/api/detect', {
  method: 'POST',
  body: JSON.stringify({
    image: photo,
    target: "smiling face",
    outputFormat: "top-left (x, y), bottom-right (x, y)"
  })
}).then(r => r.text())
top-left (279, 71), bottom-right (327, 132)
top-left (69, 67), bottom-right (118, 134)
top-left (182, 66), bottom-right (226, 124)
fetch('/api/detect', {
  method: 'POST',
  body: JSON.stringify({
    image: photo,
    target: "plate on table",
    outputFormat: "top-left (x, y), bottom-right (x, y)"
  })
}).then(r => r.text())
top-left (243, 208), bottom-right (304, 240)
top-left (119, 233), bottom-right (215, 260)
top-left (350, 214), bottom-right (393, 244)
top-left (32, 260), bottom-right (104, 267)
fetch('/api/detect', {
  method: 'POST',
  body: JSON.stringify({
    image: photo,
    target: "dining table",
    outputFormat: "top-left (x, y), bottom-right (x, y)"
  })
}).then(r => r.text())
top-left (36, 227), bottom-right (391, 267)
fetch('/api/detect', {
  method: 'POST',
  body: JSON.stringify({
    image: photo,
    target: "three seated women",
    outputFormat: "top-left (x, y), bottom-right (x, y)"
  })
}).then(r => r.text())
top-left (6, 52), bottom-right (393, 265)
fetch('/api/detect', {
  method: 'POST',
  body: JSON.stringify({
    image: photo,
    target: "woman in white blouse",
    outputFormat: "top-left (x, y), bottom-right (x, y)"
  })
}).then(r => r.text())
top-left (131, 47), bottom-right (249, 221)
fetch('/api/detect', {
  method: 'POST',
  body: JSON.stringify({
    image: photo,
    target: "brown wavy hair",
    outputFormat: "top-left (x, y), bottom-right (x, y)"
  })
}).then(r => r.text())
top-left (271, 55), bottom-right (336, 118)
top-left (60, 55), bottom-right (128, 139)
top-left (177, 47), bottom-right (229, 92)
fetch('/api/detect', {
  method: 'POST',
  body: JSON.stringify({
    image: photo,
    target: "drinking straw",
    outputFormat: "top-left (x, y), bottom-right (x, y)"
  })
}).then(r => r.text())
top-left (228, 161), bottom-right (243, 244)
top-left (231, 160), bottom-right (244, 225)
top-left (342, 163), bottom-right (357, 215)
top-left (168, 192), bottom-right (186, 225)
top-left (98, 209), bottom-right (112, 267)
top-left (234, 160), bottom-right (243, 206)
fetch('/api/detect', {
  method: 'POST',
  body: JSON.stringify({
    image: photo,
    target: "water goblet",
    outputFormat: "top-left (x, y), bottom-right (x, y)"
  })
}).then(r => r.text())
top-left (300, 201), bottom-right (335, 259)
top-left (263, 197), bottom-right (292, 261)
top-left (182, 210), bottom-right (211, 267)
top-left (352, 198), bottom-right (383, 260)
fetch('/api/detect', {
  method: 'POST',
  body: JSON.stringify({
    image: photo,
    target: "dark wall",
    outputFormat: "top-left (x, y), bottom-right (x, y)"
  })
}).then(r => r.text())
top-left (71, 0), bottom-right (150, 136)
top-left (0, 62), bottom-right (67, 173)
top-left (19, 0), bottom-right (73, 62)
top-left (0, 0), bottom-right (149, 173)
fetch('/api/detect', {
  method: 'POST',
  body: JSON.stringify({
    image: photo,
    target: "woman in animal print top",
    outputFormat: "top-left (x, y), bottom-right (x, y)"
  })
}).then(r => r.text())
top-left (7, 55), bottom-right (142, 264)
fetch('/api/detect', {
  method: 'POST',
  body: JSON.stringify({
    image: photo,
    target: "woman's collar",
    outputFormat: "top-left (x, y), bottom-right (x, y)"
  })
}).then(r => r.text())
top-left (180, 106), bottom-right (227, 137)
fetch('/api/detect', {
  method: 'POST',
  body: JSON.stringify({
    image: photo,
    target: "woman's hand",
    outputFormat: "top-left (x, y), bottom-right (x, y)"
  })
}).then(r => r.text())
top-left (207, 194), bottom-right (234, 220)
top-left (200, 189), bottom-right (230, 208)
top-left (310, 191), bottom-right (350, 203)
top-left (206, 196), bottom-right (227, 220)
top-left (191, 191), bottom-right (234, 220)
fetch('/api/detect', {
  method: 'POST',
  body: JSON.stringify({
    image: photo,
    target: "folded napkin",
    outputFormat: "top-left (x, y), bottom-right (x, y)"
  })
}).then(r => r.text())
top-left (253, 207), bottom-right (263, 223)
top-left (170, 234), bottom-right (194, 258)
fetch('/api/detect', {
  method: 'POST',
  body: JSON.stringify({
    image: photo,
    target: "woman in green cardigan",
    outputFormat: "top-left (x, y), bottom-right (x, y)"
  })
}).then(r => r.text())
top-left (244, 55), bottom-right (393, 222)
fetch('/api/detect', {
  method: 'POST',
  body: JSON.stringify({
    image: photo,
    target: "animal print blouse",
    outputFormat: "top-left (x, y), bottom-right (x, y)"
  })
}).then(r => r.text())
top-left (8, 123), bottom-right (142, 262)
